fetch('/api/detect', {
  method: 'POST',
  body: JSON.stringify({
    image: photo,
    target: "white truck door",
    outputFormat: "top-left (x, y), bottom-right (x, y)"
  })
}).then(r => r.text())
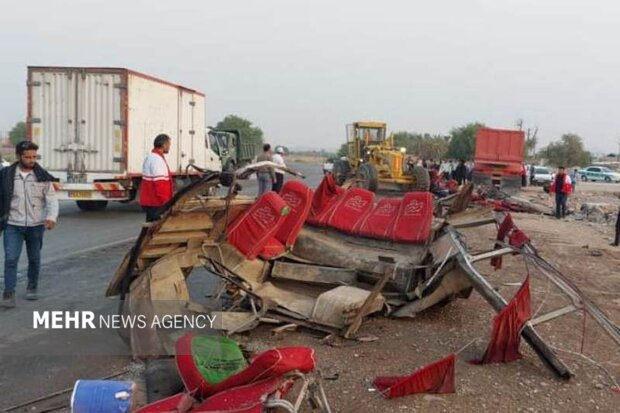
top-left (29, 69), bottom-right (78, 173)
top-left (76, 71), bottom-right (124, 175)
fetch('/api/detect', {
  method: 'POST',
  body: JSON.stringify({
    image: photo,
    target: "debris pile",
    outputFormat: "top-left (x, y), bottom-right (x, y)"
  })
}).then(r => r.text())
top-left (102, 163), bottom-right (619, 408)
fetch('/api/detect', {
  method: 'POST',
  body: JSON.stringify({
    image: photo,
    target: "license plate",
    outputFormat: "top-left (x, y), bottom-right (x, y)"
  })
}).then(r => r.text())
top-left (68, 191), bottom-right (92, 199)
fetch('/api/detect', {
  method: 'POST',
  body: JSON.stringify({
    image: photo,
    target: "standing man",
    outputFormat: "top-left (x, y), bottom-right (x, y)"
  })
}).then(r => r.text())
top-left (453, 159), bottom-right (467, 185)
top-left (549, 166), bottom-right (572, 219)
top-left (271, 147), bottom-right (287, 193)
top-left (256, 144), bottom-right (275, 197)
top-left (140, 134), bottom-right (174, 222)
top-left (570, 168), bottom-right (579, 192)
top-left (1, 141), bottom-right (58, 308)
top-left (613, 208), bottom-right (619, 247)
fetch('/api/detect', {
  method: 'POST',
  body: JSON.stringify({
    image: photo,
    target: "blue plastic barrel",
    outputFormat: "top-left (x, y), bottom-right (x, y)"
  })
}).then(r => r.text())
top-left (71, 380), bottom-right (134, 413)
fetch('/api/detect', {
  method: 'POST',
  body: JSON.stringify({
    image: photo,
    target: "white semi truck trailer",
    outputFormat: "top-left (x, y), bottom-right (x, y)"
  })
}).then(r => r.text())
top-left (26, 66), bottom-right (222, 211)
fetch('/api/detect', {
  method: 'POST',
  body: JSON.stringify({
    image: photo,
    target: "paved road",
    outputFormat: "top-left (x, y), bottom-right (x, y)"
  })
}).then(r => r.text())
top-left (574, 181), bottom-right (620, 193)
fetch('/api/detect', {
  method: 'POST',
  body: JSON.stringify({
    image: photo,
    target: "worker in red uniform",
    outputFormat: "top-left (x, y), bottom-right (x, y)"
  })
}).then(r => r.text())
top-left (549, 166), bottom-right (572, 219)
top-left (140, 134), bottom-right (174, 222)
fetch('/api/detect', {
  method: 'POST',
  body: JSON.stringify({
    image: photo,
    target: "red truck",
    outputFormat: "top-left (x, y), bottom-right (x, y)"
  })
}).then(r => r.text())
top-left (472, 127), bottom-right (525, 194)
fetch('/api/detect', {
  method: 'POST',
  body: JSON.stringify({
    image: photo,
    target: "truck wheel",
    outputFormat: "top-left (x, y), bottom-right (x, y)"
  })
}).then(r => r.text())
top-left (410, 165), bottom-right (430, 191)
top-left (332, 159), bottom-right (351, 185)
top-left (604, 176), bottom-right (611, 182)
top-left (76, 200), bottom-right (108, 211)
top-left (581, 175), bottom-right (588, 182)
top-left (358, 163), bottom-right (378, 192)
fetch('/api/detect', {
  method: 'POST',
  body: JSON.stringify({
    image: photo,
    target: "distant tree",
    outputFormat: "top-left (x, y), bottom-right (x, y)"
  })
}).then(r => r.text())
top-left (337, 143), bottom-right (348, 158)
top-left (446, 123), bottom-right (484, 160)
top-left (9, 121), bottom-right (26, 145)
top-left (516, 119), bottom-right (538, 158)
top-left (215, 115), bottom-right (264, 147)
top-left (538, 133), bottom-right (592, 167)
top-left (392, 131), bottom-right (448, 160)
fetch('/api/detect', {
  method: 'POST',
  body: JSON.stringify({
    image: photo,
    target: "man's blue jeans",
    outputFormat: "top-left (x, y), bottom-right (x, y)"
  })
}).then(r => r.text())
top-left (3, 224), bottom-right (45, 293)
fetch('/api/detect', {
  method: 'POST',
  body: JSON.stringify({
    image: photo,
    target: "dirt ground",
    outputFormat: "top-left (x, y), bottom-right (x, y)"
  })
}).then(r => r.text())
top-left (233, 188), bottom-right (620, 412)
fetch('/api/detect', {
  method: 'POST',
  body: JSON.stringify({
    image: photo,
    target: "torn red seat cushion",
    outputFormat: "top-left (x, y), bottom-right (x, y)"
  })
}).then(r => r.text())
top-left (307, 174), bottom-right (344, 226)
top-left (176, 332), bottom-right (315, 398)
top-left (391, 192), bottom-right (433, 243)
top-left (325, 187), bottom-right (375, 233)
top-left (226, 191), bottom-right (290, 259)
top-left (193, 377), bottom-right (289, 413)
top-left (355, 197), bottom-right (402, 239)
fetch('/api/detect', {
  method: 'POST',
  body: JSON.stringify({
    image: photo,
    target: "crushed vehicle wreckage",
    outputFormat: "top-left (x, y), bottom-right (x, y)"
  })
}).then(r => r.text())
top-left (106, 162), bottom-right (620, 385)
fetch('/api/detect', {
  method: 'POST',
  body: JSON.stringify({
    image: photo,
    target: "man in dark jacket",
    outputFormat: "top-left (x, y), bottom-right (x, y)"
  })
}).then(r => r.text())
top-left (613, 209), bottom-right (619, 247)
top-left (453, 159), bottom-right (468, 185)
top-left (549, 166), bottom-right (572, 219)
top-left (0, 141), bottom-right (58, 308)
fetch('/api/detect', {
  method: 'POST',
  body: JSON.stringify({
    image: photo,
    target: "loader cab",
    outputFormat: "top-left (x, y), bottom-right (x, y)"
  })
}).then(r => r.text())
top-left (345, 121), bottom-right (388, 168)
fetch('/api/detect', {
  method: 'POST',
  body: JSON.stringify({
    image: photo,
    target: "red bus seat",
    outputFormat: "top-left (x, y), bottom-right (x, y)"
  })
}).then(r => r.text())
top-left (226, 192), bottom-right (290, 259)
top-left (355, 197), bottom-right (402, 239)
top-left (325, 188), bottom-right (375, 234)
top-left (390, 192), bottom-right (434, 243)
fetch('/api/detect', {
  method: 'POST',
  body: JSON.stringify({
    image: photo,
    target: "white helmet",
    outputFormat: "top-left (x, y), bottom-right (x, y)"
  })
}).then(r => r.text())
top-left (275, 147), bottom-right (285, 154)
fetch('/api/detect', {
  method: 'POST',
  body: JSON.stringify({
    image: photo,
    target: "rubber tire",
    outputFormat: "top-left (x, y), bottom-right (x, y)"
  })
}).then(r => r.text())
top-left (332, 159), bottom-right (351, 185)
top-left (581, 175), bottom-right (588, 182)
top-left (358, 163), bottom-right (379, 192)
top-left (410, 165), bottom-right (430, 191)
top-left (604, 176), bottom-right (611, 182)
top-left (76, 200), bottom-right (108, 211)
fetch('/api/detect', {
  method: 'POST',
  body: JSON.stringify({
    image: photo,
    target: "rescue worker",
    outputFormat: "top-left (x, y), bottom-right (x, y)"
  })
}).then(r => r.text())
top-left (271, 147), bottom-right (286, 193)
top-left (256, 144), bottom-right (275, 197)
top-left (140, 134), bottom-right (174, 222)
top-left (549, 166), bottom-right (572, 219)
top-left (1, 141), bottom-right (58, 308)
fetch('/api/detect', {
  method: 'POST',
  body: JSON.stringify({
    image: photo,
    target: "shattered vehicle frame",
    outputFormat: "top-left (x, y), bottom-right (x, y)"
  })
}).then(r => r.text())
top-left (106, 162), bottom-right (619, 383)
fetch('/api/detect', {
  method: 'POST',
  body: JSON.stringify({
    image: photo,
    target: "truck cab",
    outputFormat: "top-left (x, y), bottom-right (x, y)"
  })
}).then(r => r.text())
top-left (207, 128), bottom-right (258, 171)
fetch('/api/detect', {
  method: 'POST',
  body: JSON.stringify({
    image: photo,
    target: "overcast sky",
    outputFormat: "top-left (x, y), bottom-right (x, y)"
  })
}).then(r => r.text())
top-left (1, 0), bottom-right (619, 153)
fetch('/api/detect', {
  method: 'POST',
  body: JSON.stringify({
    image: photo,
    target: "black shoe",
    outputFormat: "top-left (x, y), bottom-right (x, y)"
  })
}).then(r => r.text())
top-left (1, 291), bottom-right (16, 308)
top-left (25, 288), bottom-right (38, 301)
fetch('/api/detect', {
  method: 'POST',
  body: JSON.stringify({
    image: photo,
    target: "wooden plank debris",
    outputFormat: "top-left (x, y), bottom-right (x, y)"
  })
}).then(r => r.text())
top-left (271, 261), bottom-right (356, 285)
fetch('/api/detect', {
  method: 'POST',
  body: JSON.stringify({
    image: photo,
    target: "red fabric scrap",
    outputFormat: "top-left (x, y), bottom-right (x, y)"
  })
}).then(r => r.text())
top-left (472, 276), bottom-right (531, 364)
top-left (373, 354), bottom-right (456, 399)
top-left (490, 213), bottom-right (530, 269)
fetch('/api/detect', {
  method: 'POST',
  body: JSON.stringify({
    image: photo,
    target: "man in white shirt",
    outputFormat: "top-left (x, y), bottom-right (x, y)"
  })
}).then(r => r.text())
top-left (272, 147), bottom-right (287, 193)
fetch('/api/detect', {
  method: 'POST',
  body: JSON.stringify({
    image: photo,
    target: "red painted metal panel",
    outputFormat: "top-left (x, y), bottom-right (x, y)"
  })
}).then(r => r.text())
top-left (474, 127), bottom-right (524, 175)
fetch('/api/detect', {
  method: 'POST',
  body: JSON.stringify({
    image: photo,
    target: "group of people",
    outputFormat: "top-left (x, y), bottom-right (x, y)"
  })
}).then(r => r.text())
top-left (256, 143), bottom-right (287, 196)
top-left (420, 158), bottom-right (473, 185)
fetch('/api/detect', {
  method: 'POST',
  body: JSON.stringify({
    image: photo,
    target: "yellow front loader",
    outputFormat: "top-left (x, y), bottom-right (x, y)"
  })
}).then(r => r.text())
top-left (333, 121), bottom-right (430, 192)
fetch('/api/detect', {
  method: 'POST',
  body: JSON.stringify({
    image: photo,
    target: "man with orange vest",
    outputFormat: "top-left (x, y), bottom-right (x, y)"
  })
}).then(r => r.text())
top-left (549, 166), bottom-right (572, 219)
top-left (140, 134), bottom-right (174, 222)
